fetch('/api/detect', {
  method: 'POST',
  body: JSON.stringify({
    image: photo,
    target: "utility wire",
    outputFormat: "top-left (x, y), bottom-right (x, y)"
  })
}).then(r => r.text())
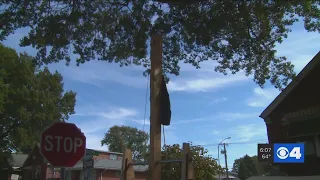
top-left (193, 139), bottom-right (268, 147)
top-left (163, 125), bottom-right (166, 146)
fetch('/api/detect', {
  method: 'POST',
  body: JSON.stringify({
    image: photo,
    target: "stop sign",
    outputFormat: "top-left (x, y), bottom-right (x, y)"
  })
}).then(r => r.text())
top-left (40, 122), bottom-right (86, 167)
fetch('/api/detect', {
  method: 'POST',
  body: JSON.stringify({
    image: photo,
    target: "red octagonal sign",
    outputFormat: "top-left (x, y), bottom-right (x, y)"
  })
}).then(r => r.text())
top-left (40, 122), bottom-right (86, 167)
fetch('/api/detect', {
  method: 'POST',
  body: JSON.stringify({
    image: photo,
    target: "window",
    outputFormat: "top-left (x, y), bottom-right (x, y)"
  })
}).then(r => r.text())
top-left (110, 154), bottom-right (118, 160)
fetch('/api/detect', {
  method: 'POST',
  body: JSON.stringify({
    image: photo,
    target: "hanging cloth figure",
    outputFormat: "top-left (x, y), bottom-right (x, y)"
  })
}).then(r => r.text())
top-left (160, 74), bottom-right (171, 126)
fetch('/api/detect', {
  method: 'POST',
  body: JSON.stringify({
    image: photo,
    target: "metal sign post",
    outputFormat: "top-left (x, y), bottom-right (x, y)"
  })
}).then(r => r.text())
top-left (83, 155), bottom-right (94, 180)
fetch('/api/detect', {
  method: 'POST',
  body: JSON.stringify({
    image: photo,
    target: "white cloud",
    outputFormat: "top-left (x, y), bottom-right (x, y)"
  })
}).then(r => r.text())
top-left (73, 106), bottom-right (142, 151)
top-left (212, 130), bottom-right (220, 135)
top-left (131, 119), bottom-right (150, 125)
top-left (49, 61), bottom-right (148, 88)
top-left (85, 133), bottom-right (109, 151)
top-left (247, 87), bottom-right (280, 107)
top-left (74, 106), bottom-right (138, 134)
top-left (132, 119), bottom-right (176, 132)
top-left (75, 105), bottom-right (137, 118)
top-left (98, 108), bottom-right (137, 119)
top-left (231, 124), bottom-right (267, 142)
top-left (162, 130), bottom-right (180, 146)
top-left (211, 97), bottom-right (228, 104)
top-left (131, 119), bottom-right (179, 145)
top-left (275, 26), bottom-right (320, 73)
top-left (217, 112), bottom-right (259, 122)
top-left (172, 112), bottom-right (259, 125)
top-left (290, 54), bottom-right (315, 73)
top-left (167, 73), bottom-right (250, 92)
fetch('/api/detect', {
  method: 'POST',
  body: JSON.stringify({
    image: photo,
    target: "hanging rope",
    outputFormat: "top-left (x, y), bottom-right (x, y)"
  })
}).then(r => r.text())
top-left (142, 74), bottom-right (149, 133)
top-left (142, 74), bottom-right (149, 162)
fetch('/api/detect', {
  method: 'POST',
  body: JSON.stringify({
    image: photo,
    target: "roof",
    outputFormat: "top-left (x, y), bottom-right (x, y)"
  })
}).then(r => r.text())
top-left (247, 176), bottom-right (320, 180)
top-left (260, 51), bottom-right (320, 119)
top-left (214, 175), bottom-right (238, 179)
top-left (9, 154), bottom-right (28, 168)
top-left (86, 148), bottom-right (122, 155)
top-left (66, 159), bottom-right (148, 172)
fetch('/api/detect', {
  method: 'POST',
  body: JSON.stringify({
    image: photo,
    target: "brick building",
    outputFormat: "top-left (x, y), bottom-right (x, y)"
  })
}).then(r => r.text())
top-left (16, 144), bottom-right (147, 180)
top-left (260, 51), bottom-right (320, 176)
top-left (63, 149), bottom-right (147, 180)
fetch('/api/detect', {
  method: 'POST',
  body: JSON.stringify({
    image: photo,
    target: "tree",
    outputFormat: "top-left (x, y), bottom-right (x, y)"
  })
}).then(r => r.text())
top-left (0, 43), bottom-right (76, 155)
top-left (232, 158), bottom-right (241, 174)
top-left (2, 1), bottom-right (320, 89)
top-left (232, 154), bottom-right (270, 179)
top-left (101, 125), bottom-right (222, 179)
top-left (251, 155), bottom-right (271, 176)
top-left (241, 155), bottom-right (258, 176)
top-left (238, 160), bottom-right (252, 180)
top-left (161, 143), bottom-right (222, 180)
top-left (101, 125), bottom-right (149, 161)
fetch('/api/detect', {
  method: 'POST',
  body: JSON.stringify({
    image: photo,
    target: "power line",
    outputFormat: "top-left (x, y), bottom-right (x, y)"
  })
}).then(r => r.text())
top-left (193, 139), bottom-right (268, 147)
top-left (228, 139), bottom-right (268, 145)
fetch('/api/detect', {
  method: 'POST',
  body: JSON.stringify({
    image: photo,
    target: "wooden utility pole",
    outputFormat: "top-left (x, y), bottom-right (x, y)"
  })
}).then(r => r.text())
top-left (149, 34), bottom-right (163, 180)
top-left (223, 143), bottom-right (229, 180)
top-left (121, 149), bottom-right (135, 180)
top-left (181, 143), bottom-right (194, 180)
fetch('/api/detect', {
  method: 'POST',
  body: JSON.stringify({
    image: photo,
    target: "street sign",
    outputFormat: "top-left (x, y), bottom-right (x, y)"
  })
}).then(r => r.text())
top-left (40, 122), bottom-right (86, 167)
top-left (83, 159), bottom-right (94, 169)
top-left (83, 155), bottom-right (94, 169)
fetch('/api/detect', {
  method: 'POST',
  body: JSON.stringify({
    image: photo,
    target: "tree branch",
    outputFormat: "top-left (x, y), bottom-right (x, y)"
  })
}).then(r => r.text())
top-left (0, 119), bottom-right (20, 140)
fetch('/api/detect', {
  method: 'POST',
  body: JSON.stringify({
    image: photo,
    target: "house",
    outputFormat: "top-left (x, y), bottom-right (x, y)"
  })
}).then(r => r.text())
top-left (214, 172), bottom-right (239, 180)
top-left (259, 51), bottom-right (320, 176)
top-left (214, 174), bottom-right (239, 180)
top-left (1, 153), bottom-right (28, 179)
top-left (21, 143), bottom-right (61, 180)
top-left (64, 157), bottom-right (148, 180)
top-left (63, 149), bottom-right (148, 180)
top-left (8, 144), bottom-right (148, 180)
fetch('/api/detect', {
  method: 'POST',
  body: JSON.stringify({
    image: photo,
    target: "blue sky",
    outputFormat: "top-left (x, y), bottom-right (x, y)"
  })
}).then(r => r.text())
top-left (2, 21), bottom-right (320, 169)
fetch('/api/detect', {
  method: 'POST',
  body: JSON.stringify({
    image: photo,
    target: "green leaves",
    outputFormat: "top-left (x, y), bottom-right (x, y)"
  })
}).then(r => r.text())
top-left (238, 160), bottom-right (252, 180)
top-left (0, 44), bottom-right (76, 154)
top-left (101, 125), bottom-right (149, 161)
top-left (101, 125), bottom-right (222, 179)
top-left (1, 0), bottom-right (319, 89)
top-left (161, 143), bottom-right (222, 180)
top-left (232, 154), bottom-right (271, 179)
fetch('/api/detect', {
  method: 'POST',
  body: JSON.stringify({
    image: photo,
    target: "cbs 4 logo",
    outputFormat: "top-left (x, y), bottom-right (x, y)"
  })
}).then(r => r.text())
top-left (276, 146), bottom-right (302, 160)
